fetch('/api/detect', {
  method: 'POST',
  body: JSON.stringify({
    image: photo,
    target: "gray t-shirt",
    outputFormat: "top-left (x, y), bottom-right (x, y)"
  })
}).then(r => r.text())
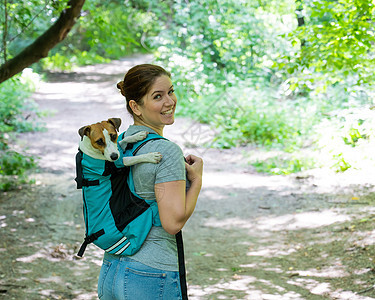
top-left (123, 125), bottom-right (186, 271)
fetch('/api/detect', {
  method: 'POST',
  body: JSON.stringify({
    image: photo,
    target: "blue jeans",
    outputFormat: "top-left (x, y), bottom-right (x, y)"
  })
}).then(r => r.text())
top-left (98, 253), bottom-right (183, 300)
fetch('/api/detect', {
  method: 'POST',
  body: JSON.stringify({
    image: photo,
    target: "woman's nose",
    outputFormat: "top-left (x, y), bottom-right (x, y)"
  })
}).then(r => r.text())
top-left (166, 94), bottom-right (175, 105)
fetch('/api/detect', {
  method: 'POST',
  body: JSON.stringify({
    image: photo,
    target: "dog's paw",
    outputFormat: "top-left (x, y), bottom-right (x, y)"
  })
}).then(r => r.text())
top-left (146, 152), bottom-right (162, 163)
top-left (133, 131), bottom-right (148, 142)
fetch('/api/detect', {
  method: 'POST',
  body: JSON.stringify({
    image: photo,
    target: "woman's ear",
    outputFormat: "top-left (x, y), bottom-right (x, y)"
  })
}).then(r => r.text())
top-left (129, 100), bottom-right (142, 116)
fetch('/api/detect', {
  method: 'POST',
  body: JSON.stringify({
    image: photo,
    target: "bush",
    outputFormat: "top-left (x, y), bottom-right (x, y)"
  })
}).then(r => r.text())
top-left (252, 155), bottom-right (316, 175)
top-left (0, 151), bottom-right (36, 191)
top-left (0, 71), bottom-right (42, 191)
top-left (175, 77), bottom-right (318, 149)
top-left (315, 105), bottom-right (375, 173)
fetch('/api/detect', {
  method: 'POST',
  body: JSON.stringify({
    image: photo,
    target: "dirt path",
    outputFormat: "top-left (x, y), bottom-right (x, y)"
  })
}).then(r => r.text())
top-left (1, 55), bottom-right (375, 300)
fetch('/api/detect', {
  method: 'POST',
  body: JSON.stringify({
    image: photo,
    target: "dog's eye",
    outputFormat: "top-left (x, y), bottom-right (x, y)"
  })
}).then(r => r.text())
top-left (110, 134), bottom-right (117, 142)
top-left (96, 139), bottom-right (105, 146)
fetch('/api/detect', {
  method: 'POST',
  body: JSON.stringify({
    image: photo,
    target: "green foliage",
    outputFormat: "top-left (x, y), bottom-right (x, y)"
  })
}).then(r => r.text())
top-left (278, 0), bottom-right (375, 88)
top-left (343, 126), bottom-right (365, 147)
top-left (41, 1), bottom-right (158, 69)
top-left (151, 0), bottom-right (293, 82)
top-left (181, 79), bottom-right (314, 149)
top-left (252, 155), bottom-right (316, 175)
top-left (0, 150), bottom-right (36, 191)
top-left (0, 74), bottom-right (38, 138)
top-left (314, 104), bottom-right (375, 173)
top-left (0, 0), bottom-right (70, 63)
top-left (331, 153), bottom-right (352, 173)
top-left (1, 0), bottom-right (155, 70)
top-left (0, 71), bottom-right (42, 191)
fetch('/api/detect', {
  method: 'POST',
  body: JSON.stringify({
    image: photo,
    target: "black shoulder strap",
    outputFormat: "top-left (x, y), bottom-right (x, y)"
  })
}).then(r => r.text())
top-left (75, 149), bottom-right (99, 189)
top-left (131, 135), bottom-right (165, 156)
top-left (176, 231), bottom-right (188, 299)
top-left (75, 150), bottom-right (84, 189)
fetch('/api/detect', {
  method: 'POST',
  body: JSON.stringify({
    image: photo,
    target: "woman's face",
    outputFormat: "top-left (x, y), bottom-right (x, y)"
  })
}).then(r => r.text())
top-left (134, 75), bottom-right (177, 132)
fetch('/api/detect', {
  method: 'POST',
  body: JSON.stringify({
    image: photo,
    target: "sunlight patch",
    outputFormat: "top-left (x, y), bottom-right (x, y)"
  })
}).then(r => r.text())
top-left (188, 276), bottom-right (257, 298)
top-left (204, 217), bottom-right (253, 229)
top-left (288, 277), bottom-right (331, 296)
top-left (291, 265), bottom-right (348, 278)
top-left (37, 275), bottom-right (64, 284)
top-left (256, 210), bottom-right (350, 231)
top-left (247, 247), bottom-right (297, 257)
top-left (330, 289), bottom-right (375, 299)
top-left (0, 215), bottom-right (6, 228)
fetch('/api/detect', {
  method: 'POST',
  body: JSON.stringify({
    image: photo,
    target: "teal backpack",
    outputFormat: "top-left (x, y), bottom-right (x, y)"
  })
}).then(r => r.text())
top-left (75, 131), bottom-right (188, 299)
top-left (75, 132), bottom-right (166, 257)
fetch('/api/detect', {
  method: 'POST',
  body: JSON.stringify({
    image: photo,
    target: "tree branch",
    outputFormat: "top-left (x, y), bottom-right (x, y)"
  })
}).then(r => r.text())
top-left (0, 0), bottom-right (86, 84)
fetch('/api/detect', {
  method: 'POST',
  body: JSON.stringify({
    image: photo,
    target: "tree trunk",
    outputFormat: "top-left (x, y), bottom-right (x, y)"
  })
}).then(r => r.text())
top-left (295, 0), bottom-right (305, 27)
top-left (0, 0), bottom-right (86, 84)
top-left (295, 0), bottom-right (306, 47)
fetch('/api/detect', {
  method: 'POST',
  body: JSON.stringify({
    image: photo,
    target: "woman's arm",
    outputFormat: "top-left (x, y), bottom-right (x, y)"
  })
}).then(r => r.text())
top-left (155, 154), bottom-right (203, 235)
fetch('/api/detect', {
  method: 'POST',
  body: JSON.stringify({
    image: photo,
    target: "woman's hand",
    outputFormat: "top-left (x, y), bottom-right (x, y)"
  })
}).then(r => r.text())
top-left (185, 154), bottom-right (203, 184)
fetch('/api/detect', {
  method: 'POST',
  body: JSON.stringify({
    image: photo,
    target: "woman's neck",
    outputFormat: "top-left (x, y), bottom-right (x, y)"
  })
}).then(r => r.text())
top-left (133, 119), bottom-right (164, 136)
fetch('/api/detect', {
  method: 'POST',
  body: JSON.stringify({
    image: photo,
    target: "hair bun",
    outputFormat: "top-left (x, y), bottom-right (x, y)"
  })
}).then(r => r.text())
top-left (117, 81), bottom-right (124, 90)
top-left (117, 81), bottom-right (126, 96)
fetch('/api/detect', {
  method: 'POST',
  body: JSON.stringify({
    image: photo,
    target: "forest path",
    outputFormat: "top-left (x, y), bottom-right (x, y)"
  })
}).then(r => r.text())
top-left (1, 55), bottom-right (375, 300)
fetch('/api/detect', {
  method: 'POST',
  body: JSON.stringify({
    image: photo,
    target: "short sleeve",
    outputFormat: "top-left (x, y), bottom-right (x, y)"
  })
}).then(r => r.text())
top-left (155, 141), bottom-right (186, 184)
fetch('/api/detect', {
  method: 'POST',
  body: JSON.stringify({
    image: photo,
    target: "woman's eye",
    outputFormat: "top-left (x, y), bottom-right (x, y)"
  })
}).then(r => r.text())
top-left (153, 94), bottom-right (162, 100)
top-left (168, 89), bottom-right (175, 95)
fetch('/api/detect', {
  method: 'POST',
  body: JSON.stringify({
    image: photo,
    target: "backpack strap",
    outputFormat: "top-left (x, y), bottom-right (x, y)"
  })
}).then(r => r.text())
top-left (125, 132), bottom-right (166, 156)
top-left (74, 150), bottom-right (84, 189)
top-left (176, 231), bottom-right (188, 299)
top-left (77, 229), bottom-right (105, 258)
top-left (124, 133), bottom-right (166, 201)
top-left (75, 149), bottom-right (100, 189)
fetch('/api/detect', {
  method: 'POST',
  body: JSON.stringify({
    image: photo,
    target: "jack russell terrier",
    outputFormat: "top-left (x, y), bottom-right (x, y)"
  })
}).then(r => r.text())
top-left (78, 117), bottom-right (162, 165)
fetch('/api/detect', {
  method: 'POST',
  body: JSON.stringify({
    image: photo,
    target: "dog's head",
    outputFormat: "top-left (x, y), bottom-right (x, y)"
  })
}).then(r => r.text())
top-left (78, 118), bottom-right (121, 161)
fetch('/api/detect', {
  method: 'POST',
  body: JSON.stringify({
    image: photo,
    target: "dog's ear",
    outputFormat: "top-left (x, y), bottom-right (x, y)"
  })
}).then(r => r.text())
top-left (108, 118), bottom-right (121, 132)
top-left (78, 125), bottom-right (91, 140)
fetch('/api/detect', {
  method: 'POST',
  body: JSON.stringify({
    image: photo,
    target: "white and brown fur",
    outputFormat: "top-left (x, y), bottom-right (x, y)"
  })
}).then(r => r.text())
top-left (78, 118), bottom-right (162, 165)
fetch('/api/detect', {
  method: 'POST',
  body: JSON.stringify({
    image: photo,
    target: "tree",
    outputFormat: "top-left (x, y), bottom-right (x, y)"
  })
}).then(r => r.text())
top-left (284, 0), bottom-right (375, 86)
top-left (0, 0), bottom-right (85, 84)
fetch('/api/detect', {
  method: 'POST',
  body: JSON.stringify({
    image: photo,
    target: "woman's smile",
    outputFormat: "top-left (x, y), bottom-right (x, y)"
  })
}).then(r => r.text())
top-left (161, 108), bottom-right (174, 115)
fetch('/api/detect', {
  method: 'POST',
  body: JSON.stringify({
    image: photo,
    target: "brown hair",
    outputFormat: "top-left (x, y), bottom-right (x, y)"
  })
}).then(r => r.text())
top-left (117, 64), bottom-right (171, 115)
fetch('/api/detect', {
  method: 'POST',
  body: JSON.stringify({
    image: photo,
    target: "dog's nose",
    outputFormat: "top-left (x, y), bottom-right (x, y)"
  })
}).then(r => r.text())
top-left (110, 153), bottom-right (119, 161)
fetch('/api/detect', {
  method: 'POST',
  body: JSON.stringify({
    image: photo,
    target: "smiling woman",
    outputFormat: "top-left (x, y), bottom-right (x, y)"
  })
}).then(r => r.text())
top-left (97, 64), bottom-right (203, 300)
top-left (117, 64), bottom-right (177, 135)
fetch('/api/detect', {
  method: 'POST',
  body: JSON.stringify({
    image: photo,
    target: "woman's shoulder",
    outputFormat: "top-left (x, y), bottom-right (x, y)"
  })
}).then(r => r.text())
top-left (143, 138), bottom-right (183, 156)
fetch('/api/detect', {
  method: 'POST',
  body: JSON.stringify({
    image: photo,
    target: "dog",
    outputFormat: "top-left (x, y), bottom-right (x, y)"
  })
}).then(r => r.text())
top-left (78, 117), bottom-right (162, 165)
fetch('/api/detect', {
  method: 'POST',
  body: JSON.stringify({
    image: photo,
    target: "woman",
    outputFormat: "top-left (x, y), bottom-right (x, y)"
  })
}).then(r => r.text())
top-left (97, 64), bottom-right (203, 300)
